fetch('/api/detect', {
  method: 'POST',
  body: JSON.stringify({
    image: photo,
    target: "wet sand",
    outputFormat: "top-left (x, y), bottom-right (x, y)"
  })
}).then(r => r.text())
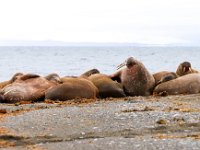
top-left (1, 94), bottom-right (200, 149)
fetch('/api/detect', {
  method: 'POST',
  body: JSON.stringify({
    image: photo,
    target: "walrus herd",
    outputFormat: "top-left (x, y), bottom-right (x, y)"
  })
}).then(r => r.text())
top-left (0, 56), bottom-right (199, 103)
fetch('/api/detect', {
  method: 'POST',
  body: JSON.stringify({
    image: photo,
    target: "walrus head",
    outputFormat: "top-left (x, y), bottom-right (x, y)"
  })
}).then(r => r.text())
top-left (181, 61), bottom-right (192, 73)
top-left (117, 57), bottom-right (137, 70)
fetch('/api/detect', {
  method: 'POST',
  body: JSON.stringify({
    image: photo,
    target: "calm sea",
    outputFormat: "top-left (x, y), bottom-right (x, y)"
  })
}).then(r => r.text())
top-left (0, 46), bottom-right (199, 81)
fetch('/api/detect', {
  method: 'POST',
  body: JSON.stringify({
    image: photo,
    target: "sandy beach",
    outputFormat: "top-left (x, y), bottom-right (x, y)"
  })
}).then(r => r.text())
top-left (1, 94), bottom-right (200, 149)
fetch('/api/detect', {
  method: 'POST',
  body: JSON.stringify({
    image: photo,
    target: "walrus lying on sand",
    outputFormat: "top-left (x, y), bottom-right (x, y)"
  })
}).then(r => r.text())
top-left (0, 73), bottom-right (61, 103)
top-left (154, 73), bottom-right (200, 96)
top-left (45, 77), bottom-right (98, 101)
top-left (153, 71), bottom-right (178, 86)
top-left (88, 74), bottom-right (126, 98)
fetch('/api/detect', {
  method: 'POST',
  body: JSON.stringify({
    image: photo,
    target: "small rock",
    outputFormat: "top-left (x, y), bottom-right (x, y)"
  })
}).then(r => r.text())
top-left (156, 119), bottom-right (167, 124)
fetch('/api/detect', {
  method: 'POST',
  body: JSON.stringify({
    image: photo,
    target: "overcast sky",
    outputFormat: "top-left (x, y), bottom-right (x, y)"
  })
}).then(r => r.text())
top-left (0, 0), bottom-right (200, 45)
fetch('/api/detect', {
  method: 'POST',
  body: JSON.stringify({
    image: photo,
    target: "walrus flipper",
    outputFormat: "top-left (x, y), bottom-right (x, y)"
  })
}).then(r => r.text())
top-left (20, 74), bottom-right (40, 81)
top-left (109, 71), bottom-right (121, 83)
top-left (45, 73), bottom-right (62, 83)
top-left (80, 68), bottom-right (100, 77)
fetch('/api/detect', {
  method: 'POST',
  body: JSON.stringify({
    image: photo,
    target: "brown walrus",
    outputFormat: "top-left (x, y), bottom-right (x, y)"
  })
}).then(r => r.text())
top-left (153, 71), bottom-right (178, 86)
top-left (88, 74), bottom-right (126, 98)
top-left (176, 61), bottom-right (199, 76)
top-left (157, 72), bottom-right (178, 85)
top-left (45, 77), bottom-right (98, 101)
top-left (110, 57), bottom-right (155, 96)
top-left (0, 72), bottom-right (24, 89)
top-left (154, 73), bottom-right (200, 96)
top-left (0, 73), bottom-right (60, 103)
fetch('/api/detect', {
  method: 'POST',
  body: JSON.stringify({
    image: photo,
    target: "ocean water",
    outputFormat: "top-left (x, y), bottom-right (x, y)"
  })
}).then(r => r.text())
top-left (0, 46), bottom-right (199, 81)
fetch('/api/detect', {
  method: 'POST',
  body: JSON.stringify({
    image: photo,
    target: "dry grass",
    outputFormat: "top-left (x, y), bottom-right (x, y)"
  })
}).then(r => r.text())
top-left (154, 133), bottom-right (200, 140)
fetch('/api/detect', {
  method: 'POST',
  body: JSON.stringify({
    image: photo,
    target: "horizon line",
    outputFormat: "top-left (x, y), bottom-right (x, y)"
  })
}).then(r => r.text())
top-left (0, 40), bottom-right (197, 47)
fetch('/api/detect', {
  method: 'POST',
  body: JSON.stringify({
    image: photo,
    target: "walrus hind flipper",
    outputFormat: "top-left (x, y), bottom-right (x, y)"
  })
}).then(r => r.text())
top-left (20, 74), bottom-right (40, 81)
top-left (80, 68), bottom-right (100, 77)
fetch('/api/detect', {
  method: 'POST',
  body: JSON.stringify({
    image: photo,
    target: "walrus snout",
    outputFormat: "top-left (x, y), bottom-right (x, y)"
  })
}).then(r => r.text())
top-left (183, 66), bottom-right (192, 73)
top-left (181, 61), bottom-right (191, 72)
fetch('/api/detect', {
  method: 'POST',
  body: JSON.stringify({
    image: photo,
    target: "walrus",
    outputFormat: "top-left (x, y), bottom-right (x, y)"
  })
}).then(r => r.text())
top-left (0, 73), bottom-right (60, 103)
top-left (157, 72), bottom-right (178, 85)
top-left (154, 73), bottom-right (200, 96)
top-left (110, 57), bottom-right (155, 96)
top-left (176, 61), bottom-right (199, 76)
top-left (0, 72), bottom-right (24, 89)
top-left (153, 71), bottom-right (178, 86)
top-left (88, 74), bottom-right (126, 98)
top-left (45, 77), bottom-right (98, 101)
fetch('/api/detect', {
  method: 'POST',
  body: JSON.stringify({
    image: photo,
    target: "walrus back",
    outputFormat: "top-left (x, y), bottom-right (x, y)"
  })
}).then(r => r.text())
top-left (45, 78), bottom-right (98, 101)
top-left (89, 74), bottom-right (126, 98)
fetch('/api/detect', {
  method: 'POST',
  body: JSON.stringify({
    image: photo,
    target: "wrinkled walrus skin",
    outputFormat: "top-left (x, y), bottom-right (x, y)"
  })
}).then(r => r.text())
top-left (154, 73), bottom-right (200, 95)
top-left (110, 57), bottom-right (155, 96)
top-left (0, 74), bottom-right (60, 103)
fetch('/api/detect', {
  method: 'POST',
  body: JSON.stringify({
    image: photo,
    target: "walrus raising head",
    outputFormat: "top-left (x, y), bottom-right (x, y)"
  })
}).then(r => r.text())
top-left (110, 57), bottom-right (155, 96)
top-left (176, 61), bottom-right (199, 76)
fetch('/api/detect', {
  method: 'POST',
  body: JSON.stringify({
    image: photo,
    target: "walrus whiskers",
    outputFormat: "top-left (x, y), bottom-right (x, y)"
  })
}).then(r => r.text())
top-left (4, 88), bottom-right (17, 95)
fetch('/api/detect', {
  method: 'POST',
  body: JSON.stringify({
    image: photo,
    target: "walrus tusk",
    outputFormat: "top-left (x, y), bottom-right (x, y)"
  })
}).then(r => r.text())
top-left (117, 62), bottom-right (126, 70)
top-left (189, 67), bottom-right (192, 72)
top-left (4, 89), bottom-right (15, 95)
top-left (183, 67), bottom-right (185, 73)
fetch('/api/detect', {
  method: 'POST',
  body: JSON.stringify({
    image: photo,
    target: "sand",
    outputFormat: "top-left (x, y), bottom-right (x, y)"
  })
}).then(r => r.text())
top-left (1, 94), bottom-right (200, 149)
